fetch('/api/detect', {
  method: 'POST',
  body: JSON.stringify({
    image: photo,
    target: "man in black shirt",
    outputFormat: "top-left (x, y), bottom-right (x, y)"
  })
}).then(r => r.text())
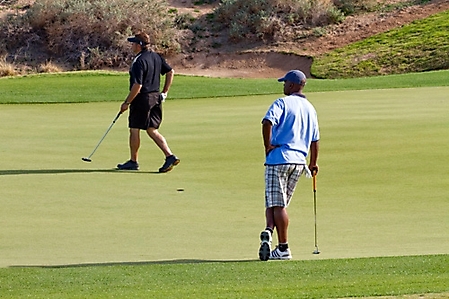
top-left (117, 32), bottom-right (179, 173)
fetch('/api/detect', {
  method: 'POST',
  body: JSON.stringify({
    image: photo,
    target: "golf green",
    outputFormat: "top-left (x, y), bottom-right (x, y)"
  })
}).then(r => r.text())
top-left (0, 87), bottom-right (448, 267)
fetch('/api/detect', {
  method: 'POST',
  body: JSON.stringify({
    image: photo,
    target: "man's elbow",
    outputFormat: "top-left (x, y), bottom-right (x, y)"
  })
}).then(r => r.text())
top-left (262, 119), bottom-right (272, 126)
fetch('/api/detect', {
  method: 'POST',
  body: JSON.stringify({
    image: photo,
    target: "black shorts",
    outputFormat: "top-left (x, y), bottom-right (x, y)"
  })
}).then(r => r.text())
top-left (128, 92), bottom-right (162, 130)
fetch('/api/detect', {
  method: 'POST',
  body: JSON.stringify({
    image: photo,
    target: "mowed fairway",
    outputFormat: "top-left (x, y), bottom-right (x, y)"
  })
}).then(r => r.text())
top-left (0, 86), bottom-right (448, 268)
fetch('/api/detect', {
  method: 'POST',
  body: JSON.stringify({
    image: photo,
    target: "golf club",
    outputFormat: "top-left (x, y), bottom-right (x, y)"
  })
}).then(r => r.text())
top-left (82, 112), bottom-right (122, 162)
top-left (312, 171), bottom-right (320, 254)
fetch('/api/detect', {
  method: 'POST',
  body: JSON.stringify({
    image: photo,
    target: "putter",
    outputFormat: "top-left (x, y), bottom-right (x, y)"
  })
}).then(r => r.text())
top-left (312, 171), bottom-right (320, 254)
top-left (82, 112), bottom-right (122, 162)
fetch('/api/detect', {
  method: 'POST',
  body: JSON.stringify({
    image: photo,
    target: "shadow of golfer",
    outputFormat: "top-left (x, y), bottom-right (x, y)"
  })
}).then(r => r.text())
top-left (0, 169), bottom-right (160, 176)
top-left (10, 259), bottom-right (258, 268)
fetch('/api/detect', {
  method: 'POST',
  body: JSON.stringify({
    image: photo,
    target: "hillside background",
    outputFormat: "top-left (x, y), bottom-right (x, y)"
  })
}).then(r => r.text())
top-left (1, 0), bottom-right (448, 78)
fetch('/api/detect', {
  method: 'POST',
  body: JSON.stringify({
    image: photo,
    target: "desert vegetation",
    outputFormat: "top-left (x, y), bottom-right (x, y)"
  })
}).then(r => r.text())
top-left (1, 0), bottom-right (380, 75)
top-left (213, 0), bottom-right (347, 42)
top-left (0, 0), bottom-right (179, 73)
top-left (0, 0), bottom-right (447, 77)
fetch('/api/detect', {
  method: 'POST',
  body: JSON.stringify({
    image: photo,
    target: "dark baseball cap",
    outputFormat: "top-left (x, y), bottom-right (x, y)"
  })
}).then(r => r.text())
top-left (127, 33), bottom-right (150, 46)
top-left (278, 70), bottom-right (307, 84)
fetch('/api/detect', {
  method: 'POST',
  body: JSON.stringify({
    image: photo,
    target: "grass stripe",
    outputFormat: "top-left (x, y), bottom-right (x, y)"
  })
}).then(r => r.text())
top-left (1, 70), bottom-right (448, 104)
top-left (1, 255), bottom-right (448, 298)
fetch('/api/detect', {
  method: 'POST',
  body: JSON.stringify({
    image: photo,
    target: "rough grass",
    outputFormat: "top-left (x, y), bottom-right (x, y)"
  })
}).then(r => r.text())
top-left (1, 255), bottom-right (448, 298)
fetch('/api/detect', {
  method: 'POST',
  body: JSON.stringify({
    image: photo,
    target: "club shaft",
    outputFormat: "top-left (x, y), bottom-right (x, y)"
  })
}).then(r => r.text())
top-left (313, 174), bottom-right (319, 251)
top-left (314, 190), bottom-right (318, 248)
top-left (86, 112), bottom-right (121, 159)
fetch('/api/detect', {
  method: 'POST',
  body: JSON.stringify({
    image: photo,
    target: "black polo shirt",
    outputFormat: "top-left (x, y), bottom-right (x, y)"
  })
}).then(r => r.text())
top-left (129, 49), bottom-right (172, 93)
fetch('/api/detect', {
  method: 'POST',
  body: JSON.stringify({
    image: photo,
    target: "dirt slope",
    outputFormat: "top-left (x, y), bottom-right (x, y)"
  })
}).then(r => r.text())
top-left (2, 0), bottom-right (448, 78)
top-left (167, 0), bottom-right (449, 78)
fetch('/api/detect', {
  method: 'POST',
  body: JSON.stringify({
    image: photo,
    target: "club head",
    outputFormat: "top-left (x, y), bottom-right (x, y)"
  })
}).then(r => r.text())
top-left (313, 249), bottom-right (320, 254)
top-left (82, 157), bottom-right (92, 162)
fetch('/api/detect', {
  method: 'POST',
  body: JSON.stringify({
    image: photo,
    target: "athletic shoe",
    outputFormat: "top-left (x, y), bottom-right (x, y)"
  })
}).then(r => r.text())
top-left (116, 160), bottom-right (139, 170)
top-left (159, 155), bottom-right (180, 173)
top-left (258, 230), bottom-right (272, 261)
top-left (269, 246), bottom-right (292, 260)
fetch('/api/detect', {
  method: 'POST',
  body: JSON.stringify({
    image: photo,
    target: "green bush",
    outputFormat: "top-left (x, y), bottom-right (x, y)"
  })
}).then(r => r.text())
top-left (0, 0), bottom-right (180, 70)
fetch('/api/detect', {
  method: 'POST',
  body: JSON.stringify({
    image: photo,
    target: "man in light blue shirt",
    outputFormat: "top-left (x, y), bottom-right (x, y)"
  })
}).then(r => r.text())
top-left (259, 70), bottom-right (320, 261)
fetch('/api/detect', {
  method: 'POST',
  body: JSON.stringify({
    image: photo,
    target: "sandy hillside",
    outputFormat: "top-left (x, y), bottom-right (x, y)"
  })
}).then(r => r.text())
top-left (166, 0), bottom-right (449, 78)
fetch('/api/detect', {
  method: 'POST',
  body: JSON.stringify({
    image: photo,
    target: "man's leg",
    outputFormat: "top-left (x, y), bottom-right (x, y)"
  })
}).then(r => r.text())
top-left (147, 127), bottom-right (180, 173)
top-left (263, 165), bottom-right (298, 260)
top-left (265, 207), bottom-right (275, 231)
top-left (146, 127), bottom-right (172, 157)
top-left (266, 206), bottom-right (291, 260)
top-left (273, 206), bottom-right (289, 244)
top-left (129, 128), bottom-right (141, 162)
top-left (260, 206), bottom-right (290, 261)
top-left (265, 206), bottom-right (289, 246)
top-left (117, 128), bottom-right (140, 170)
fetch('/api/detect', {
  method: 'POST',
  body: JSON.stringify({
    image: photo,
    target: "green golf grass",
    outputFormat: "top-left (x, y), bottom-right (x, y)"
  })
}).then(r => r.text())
top-left (1, 255), bottom-right (448, 298)
top-left (0, 86), bottom-right (448, 267)
top-left (1, 70), bottom-right (449, 104)
top-left (1, 72), bottom-right (448, 298)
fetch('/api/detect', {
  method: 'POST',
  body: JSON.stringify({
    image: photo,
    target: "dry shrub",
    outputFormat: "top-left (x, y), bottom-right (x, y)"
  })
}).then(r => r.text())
top-left (38, 60), bottom-right (62, 73)
top-left (1, 0), bottom-right (179, 70)
top-left (0, 57), bottom-right (17, 77)
top-left (333, 0), bottom-right (377, 14)
top-left (308, 0), bottom-right (338, 24)
top-left (278, 0), bottom-right (344, 26)
top-left (0, 0), bottom-right (19, 5)
top-left (214, 0), bottom-right (345, 42)
top-left (214, 0), bottom-right (283, 41)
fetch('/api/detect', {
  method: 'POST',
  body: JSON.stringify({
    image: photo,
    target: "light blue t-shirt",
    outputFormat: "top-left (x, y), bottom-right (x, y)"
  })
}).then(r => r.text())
top-left (262, 94), bottom-right (320, 165)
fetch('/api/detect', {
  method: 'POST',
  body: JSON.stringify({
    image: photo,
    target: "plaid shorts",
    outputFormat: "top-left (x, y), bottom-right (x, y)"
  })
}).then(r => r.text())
top-left (265, 164), bottom-right (306, 208)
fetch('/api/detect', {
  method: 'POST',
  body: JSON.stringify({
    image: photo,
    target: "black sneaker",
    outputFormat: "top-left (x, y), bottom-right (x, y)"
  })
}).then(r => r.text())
top-left (116, 160), bottom-right (139, 170)
top-left (158, 155), bottom-right (180, 173)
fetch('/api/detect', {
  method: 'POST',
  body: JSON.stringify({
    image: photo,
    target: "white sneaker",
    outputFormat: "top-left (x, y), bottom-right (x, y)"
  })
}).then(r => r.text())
top-left (258, 230), bottom-right (272, 261)
top-left (269, 246), bottom-right (292, 260)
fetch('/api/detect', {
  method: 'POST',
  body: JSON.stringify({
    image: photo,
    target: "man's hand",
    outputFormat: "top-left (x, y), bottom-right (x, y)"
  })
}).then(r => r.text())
top-left (120, 83), bottom-right (141, 112)
top-left (309, 164), bottom-right (319, 176)
top-left (160, 92), bottom-right (167, 102)
top-left (265, 144), bottom-right (278, 156)
top-left (120, 101), bottom-right (130, 113)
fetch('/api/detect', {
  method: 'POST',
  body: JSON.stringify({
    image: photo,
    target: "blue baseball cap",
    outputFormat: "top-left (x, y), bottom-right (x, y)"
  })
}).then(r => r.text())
top-left (278, 70), bottom-right (307, 84)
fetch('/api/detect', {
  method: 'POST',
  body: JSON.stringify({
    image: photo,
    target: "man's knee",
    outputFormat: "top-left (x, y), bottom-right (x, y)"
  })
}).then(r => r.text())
top-left (146, 127), bottom-right (157, 135)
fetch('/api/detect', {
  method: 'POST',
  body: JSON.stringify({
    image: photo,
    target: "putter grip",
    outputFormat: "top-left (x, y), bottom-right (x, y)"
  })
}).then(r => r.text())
top-left (313, 174), bottom-right (317, 191)
top-left (113, 112), bottom-right (122, 122)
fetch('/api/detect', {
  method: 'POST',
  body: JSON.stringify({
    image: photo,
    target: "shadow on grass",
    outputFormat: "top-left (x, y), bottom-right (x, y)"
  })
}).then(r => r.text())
top-left (10, 259), bottom-right (258, 268)
top-left (0, 169), bottom-right (160, 175)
